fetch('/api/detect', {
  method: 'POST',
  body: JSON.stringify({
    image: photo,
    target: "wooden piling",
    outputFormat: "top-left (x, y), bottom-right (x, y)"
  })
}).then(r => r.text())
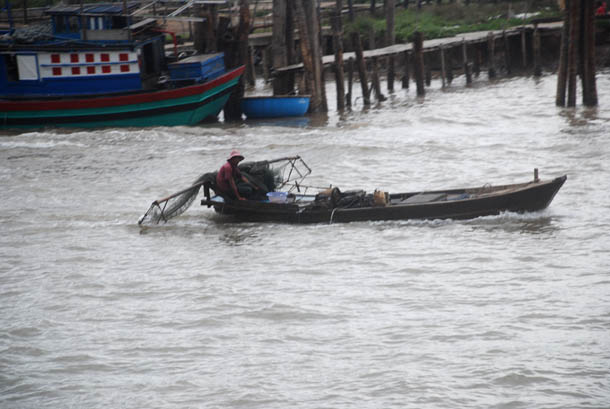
top-left (462, 39), bottom-right (472, 84)
top-left (352, 32), bottom-right (371, 106)
top-left (440, 46), bottom-right (447, 88)
top-left (332, 0), bottom-right (346, 110)
top-left (205, 5), bottom-right (218, 52)
top-left (503, 30), bottom-right (511, 75)
top-left (193, 5), bottom-right (206, 54)
top-left (246, 46), bottom-right (256, 86)
top-left (347, 57), bottom-right (354, 108)
top-left (555, 0), bottom-right (569, 106)
top-left (262, 46), bottom-right (271, 82)
top-left (533, 23), bottom-right (542, 77)
top-left (413, 31), bottom-right (425, 96)
top-left (566, 0), bottom-right (580, 107)
top-left (385, 0), bottom-right (396, 92)
top-left (487, 32), bottom-right (496, 79)
top-left (473, 44), bottom-right (481, 77)
top-left (223, 0), bottom-right (250, 121)
top-left (347, 1), bottom-right (369, 106)
top-left (388, 56), bottom-right (395, 93)
top-left (371, 57), bottom-right (386, 101)
top-left (293, 0), bottom-right (328, 112)
top-left (401, 50), bottom-right (410, 89)
top-left (272, 0), bottom-right (295, 95)
top-left (582, 0), bottom-right (598, 106)
top-left (520, 28), bottom-right (527, 69)
top-left (367, 30), bottom-right (384, 101)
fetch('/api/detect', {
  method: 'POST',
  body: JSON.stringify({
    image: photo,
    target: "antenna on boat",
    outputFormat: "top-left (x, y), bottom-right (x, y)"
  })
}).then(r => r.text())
top-left (2, 0), bottom-right (14, 34)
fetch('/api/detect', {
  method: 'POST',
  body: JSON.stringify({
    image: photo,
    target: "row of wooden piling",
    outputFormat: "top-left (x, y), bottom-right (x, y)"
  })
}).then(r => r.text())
top-left (267, 26), bottom-right (552, 110)
top-left (215, 1), bottom-right (597, 115)
top-left (265, 4), bottom-right (579, 112)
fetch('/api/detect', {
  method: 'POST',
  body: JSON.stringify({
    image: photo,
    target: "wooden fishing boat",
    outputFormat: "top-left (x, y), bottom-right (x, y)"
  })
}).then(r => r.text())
top-left (138, 157), bottom-right (566, 226)
top-left (0, 3), bottom-right (243, 129)
top-left (241, 95), bottom-right (310, 118)
top-left (201, 174), bottom-right (567, 224)
top-left (0, 66), bottom-right (244, 128)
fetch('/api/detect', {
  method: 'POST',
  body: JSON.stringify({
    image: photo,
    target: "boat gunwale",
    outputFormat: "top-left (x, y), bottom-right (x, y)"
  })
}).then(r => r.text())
top-left (0, 66), bottom-right (245, 111)
top-left (203, 175), bottom-right (567, 213)
top-left (241, 95), bottom-right (311, 100)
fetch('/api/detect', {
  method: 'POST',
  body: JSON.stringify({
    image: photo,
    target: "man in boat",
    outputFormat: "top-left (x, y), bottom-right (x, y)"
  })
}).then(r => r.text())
top-left (216, 150), bottom-right (258, 200)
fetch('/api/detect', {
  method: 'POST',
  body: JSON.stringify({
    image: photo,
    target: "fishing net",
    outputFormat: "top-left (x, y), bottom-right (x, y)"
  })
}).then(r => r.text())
top-left (7, 23), bottom-right (53, 44)
top-left (138, 156), bottom-right (311, 226)
top-left (138, 172), bottom-right (215, 226)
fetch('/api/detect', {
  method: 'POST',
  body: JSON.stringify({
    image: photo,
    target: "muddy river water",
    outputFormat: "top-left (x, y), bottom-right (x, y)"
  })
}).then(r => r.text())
top-left (1, 72), bottom-right (609, 408)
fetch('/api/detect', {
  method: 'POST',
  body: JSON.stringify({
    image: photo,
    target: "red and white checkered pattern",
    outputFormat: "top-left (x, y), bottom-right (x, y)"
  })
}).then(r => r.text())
top-left (39, 51), bottom-right (140, 78)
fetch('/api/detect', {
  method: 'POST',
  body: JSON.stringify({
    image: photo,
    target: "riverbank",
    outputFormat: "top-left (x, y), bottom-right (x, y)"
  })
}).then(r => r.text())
top-left (344, 1), bottom-right (562, 44)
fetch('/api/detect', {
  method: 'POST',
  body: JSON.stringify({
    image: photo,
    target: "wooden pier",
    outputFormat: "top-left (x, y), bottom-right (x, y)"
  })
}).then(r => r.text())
top-left (280, 22), bottom-right (560, 72)
top-left (254, 20), bottom-right (562, 109)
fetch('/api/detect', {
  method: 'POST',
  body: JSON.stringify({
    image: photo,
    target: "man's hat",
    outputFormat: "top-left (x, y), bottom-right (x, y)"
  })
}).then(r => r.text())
top-left (228, 150), bottom-right (244, 161)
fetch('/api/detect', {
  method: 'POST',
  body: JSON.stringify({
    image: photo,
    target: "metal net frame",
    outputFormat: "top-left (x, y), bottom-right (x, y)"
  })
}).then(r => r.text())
top-left (138, 156), bottom-right (313, 226)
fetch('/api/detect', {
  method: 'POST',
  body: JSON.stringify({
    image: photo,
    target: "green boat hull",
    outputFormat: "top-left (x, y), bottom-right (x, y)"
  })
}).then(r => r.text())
top-left (0, 67), bottom-right (244, 129)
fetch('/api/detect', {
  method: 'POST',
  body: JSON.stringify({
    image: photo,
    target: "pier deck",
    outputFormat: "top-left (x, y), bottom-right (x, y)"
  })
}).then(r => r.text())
top-left (275, 21), bottom-right (563, 74)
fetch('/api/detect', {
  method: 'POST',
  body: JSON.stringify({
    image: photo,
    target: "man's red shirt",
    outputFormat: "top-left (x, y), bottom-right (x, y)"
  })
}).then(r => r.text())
top-left (216, 161), bottom-right (241, 194)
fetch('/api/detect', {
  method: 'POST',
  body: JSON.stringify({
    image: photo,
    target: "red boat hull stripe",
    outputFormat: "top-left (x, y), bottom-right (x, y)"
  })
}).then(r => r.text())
top-left (0, 66), bottom-right (245, 112)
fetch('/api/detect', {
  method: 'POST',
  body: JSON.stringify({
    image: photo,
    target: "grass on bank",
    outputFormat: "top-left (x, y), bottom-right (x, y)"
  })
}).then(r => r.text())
top-left (345, 1), bottom-right (562, 43)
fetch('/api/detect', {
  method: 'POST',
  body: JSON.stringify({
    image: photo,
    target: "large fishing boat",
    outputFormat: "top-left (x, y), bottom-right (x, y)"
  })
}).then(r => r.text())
top-left (139, 156), bottom-right (567, 225)
top-left (0, 2), bottom-right (244, 129)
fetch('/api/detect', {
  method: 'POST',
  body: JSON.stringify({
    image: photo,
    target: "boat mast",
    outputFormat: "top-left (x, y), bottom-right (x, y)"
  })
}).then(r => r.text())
top-left (2, 0), bottom-right (14, 34)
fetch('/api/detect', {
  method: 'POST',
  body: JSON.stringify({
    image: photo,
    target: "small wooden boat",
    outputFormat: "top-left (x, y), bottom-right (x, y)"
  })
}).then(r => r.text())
top-left (241, 95), bottom-right (310, 118)
top-left (201, 175), bottom-right (566, 224)
top-left (199, 158), bottom-right (566, 224)
top-left (138, 157), bottom-right (566, 226)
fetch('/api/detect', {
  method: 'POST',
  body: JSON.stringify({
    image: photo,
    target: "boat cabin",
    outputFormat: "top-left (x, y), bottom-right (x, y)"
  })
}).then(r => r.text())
top-left (0, 2), bottom-right (166, 98)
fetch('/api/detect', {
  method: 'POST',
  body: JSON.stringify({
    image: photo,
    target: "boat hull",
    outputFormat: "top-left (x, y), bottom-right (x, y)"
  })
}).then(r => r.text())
top-left (241, 95), bottom-right (310, 118)
top-left (203, 176), bottom-right (567, 224)
top-left (0, 66), bottom-right (245, 129)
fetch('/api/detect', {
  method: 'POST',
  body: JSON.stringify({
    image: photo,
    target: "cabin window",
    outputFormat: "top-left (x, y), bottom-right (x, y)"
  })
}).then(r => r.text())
top-left (54, 15), bottom-right (79, 33)
top-left (141, 43), bottom-right (155, 75)
top-left (110, 16), bottom-right (127, 29)
top-left (88, 17), bottom-right (105, 30)
top-left (17, 55), bottom-right (39, 80)
top-left (54, 16), bottom-right (66, 33)
top-left (3, 55), bottom-right (19, 82)
top-left (68, 16), bottom-right (80, 32)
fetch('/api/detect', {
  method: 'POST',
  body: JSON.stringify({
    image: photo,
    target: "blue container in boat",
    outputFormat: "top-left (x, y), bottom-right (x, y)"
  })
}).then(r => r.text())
top-left (168, 53), bottom-right (226, 82)
top-left (267, 191), bottom-right (288, 203)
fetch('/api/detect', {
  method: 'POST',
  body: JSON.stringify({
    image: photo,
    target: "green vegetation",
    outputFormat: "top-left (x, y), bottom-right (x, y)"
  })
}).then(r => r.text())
top-left (345, 1), bottom-right (561, 43)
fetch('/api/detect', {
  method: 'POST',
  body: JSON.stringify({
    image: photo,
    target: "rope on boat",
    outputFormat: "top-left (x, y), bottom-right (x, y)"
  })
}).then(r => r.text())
top-left (329, 207), bottom-right (339, 224)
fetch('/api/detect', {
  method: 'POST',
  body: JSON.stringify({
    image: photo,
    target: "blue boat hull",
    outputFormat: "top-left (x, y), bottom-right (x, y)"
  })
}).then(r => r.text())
top-left (241, 96), bottom-right (310, 118)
